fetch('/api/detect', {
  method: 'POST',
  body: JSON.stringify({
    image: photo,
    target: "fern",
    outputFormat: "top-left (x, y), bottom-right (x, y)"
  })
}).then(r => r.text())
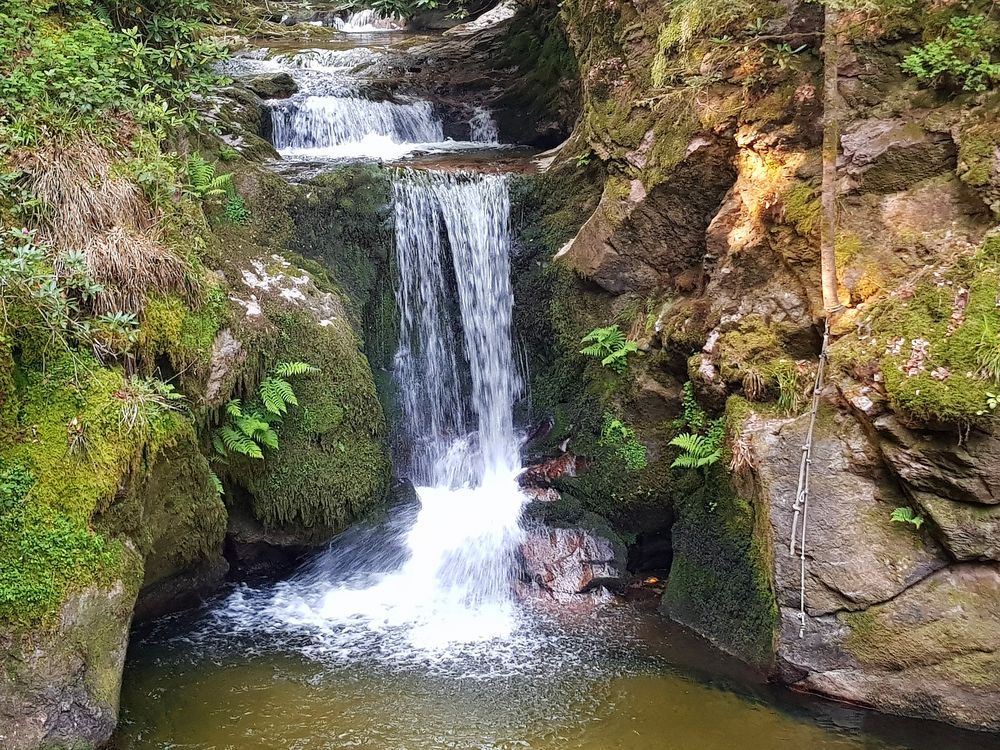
top-left (260, 377), bottom-right (298, 416)
top-left (670, 433), bottom-right (722, 471)
top-left (219, 424), bottom-right (264, 459)
top-left (208, 470), bottom-right (224, 496)
top-left (272, 361), bottom-right (320, 378)
top-left (184, 153), bottom-right (232, 200)
top-left (212, 361), bottom-right (319, 461)
top-left (580, 325), bottom-right (637, 373)
top-left (890, 506), bottom-right (926, 530)
top-left (580, 325), bottom-right (626, 357)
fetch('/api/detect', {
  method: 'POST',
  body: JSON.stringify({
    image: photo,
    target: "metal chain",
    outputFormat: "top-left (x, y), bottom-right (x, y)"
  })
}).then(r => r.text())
top-left (788, 317), bottom-right (831, 638)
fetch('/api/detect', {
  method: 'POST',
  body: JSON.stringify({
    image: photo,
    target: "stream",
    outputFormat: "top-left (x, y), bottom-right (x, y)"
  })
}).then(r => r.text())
top-left (113, 11), bottom-right (1000, 750)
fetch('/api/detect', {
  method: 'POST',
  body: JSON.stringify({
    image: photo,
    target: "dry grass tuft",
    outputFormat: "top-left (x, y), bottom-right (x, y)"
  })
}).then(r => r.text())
top-left (80, 227), bottom-right (188, 315)
top-left (15, 135), bottom-right (191, 314)
top-left (16, 136), bottom-right (156, 248)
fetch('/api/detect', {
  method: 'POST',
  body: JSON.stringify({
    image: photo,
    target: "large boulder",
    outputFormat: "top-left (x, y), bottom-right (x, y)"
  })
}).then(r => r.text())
top-left (521, 525), bottom-right (620, 600)
top-left (748, 405), bottom-right (948, 615)
top-left (777, 564), bottom-right (1000, 731)
top-left (741, 399), bottom-right (1000, 730)
top-left (841, 118), bottom-right (956, 193)
top-left (555, 136), bottom-right (736, 294)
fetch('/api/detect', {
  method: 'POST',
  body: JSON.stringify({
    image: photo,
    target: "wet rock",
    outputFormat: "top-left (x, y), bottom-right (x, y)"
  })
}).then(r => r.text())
top-left (0, 575), bottom-right (139, 750)
top-left (203, 328), bottom-right (245, 407)
top-left (517, 452), bottom-right (581, 488)
top-left (746, 404), bottom-right (948, 616)
top-left (841, 118), bottom-right (956, 193)
top-left (778, 564), bottom-right (1000, 731)
top-left (244, 72), bottom-right (299, 100)
top-left (521, 527), bottom-right (619, 600)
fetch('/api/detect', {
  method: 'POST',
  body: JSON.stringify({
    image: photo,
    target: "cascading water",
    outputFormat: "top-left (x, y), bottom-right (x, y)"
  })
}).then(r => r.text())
top-left (220, 169), bottom-right (529, 655)
top-left (270, 97), bottom-right (444, 159)
top-left (469, 107), bottom-right (500, 144)
top-left (334, 8), bottom-right (406, 32)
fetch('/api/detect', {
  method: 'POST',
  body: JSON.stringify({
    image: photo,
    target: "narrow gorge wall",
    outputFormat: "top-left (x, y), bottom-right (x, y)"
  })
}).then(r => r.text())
top-left (513, 0), bottom-right (1000, 731)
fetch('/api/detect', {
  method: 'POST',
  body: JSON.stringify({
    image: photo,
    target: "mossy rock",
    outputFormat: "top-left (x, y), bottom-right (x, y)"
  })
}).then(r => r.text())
top-left (242, 308), bottom-right (390, 535)
top-left (660, 456), bottom-right (777, 668)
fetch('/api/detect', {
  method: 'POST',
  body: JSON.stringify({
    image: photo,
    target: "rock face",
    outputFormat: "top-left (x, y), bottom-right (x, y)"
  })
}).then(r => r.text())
top-left (749, 405), bottom-right (949, 616)
top-left (0, 575), bottom-right (139, 750)
top-left (521, 526), bottom-right (619, 600)
top-left (778, 564), bottom-right (1000, 732)
top-left (739, 399), bottom-right (1000, 730)
top-left (555, 138), bottom-right (736, 294)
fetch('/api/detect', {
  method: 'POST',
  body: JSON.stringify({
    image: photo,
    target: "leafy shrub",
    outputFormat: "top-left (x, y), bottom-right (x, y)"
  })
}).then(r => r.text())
top-left (224, 195), bottom-right (250, 225)
top-left (675, 381), bottom-right (707, 432)
top-left (580, 325), bottom-right (638, 374)
top-left (599, 414), bottom-right (647, 470)
top-left (901, 15), bottom-right (1000, 92)
top-left (0, 0), bottom-right (229, 143)
top-left (670, 384), bottom-right (725, 478)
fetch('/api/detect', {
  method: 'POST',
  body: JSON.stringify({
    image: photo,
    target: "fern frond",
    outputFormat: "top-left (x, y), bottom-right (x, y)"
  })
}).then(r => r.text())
top-left (235, 414), bottom-right (271, 438)
top-left (208, 470), bottom-right (224, 496)
top-left (272, 361), bottom-right (319, 378)
top-left (211, 431), bottom-right (227, 457)
top-left (225, 399), bottom-right (243, 419)
top-left (257, 427), bottom-right (279, 450)
top-left (219, 425), bottom-right (263, 459)
top-left (260, 377), bottom-right (297, 415)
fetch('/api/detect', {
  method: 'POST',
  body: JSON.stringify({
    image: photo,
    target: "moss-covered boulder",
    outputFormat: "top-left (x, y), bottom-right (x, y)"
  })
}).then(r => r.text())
top-left (220, 252), bottom-right (391, 541)
top-left (660, 416), bottom-right (778, 668)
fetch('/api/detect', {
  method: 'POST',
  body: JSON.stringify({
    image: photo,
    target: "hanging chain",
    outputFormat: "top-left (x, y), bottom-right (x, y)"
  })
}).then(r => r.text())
top-left (788, 317), bottom-right (831, 638)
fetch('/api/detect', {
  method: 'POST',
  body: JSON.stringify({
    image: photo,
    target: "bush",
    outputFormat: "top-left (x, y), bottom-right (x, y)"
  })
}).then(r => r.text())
top-left (0, 0), bottom-right (228, 144)
top-left (901, 15), bottom-right (1000, 92)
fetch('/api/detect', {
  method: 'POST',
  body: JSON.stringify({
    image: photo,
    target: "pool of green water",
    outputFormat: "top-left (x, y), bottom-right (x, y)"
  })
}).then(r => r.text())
top-left (113, 595), bottom-right (1000, 750)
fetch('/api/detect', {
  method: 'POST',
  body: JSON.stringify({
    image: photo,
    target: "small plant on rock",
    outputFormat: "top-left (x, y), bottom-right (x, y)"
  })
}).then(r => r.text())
top-left (580, 325), bottom-right (638, 374)
top-left (183, 153), bottom-right (232, 200)
top-left (599, 414), bottom-right (648, 471)
top-left (890, 506), bottom-right (926, 530)
top-left (213, 361), bottom-right (319, 460)
top-left (901, 15), bottom-right (1000, 93)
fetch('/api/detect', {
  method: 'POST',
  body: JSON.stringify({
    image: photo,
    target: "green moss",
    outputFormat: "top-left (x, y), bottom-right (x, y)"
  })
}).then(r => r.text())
top-left (853, 234), bottom-right (1000, 425)
top-left (659, 398), bottom-right (776, 665)
top-left (0, 358), bottom-right (174, 628)
top-left (782, 181), bottom-right (820, 237)
top-left (957, 110), bottom-right (1000, 217)
top-left (661, 457), bottom-right (777, 667)
top-left (842, 587), bottom-right (1000, 690)
top-left (287, 164), bottom-right (397, 370)
top-left (243, 308), bottom-right (390, 533)
top-left (138, 285), bottom-right (228, 384)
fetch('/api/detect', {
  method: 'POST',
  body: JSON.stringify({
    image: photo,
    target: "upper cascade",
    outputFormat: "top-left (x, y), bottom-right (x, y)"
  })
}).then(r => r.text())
top-left (334, 9), bottom-right (406, 32)
top-left (270, 96), bottom-right (445, 159)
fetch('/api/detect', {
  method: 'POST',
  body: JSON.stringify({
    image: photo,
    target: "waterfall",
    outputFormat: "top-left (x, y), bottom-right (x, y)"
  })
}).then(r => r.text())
top-left (469, 107), bottom-right (500, 144)
top-left (248, 170), bottom-right (527, 651)
top-left (335, 9), bottom-right (406, 32)
top-left (270, 97), bottom-right (444, 158)
top-left (393, 170), bottom-right (519, 483)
